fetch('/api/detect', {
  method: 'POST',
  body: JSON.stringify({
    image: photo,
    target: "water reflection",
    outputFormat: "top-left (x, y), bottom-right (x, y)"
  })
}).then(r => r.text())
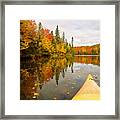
top-left (20, 56), bottom-right (100, 100)
top-left (74, 56), bottom-right (100, 65)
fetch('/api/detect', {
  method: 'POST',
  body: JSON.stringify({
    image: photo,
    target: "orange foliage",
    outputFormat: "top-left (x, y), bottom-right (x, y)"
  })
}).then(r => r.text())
top-left (43, 29), bottom-right (53, 41)
top-left (74, 44), bottom-right (100, 55)
top-left (20, 20), bottom-right (37, 50)
top-left (20, 69), bottom-right (37, 99)
top-left (42, 65), bottom-right (53, 81)
top-left (74, 56), bottom-right (100, 65)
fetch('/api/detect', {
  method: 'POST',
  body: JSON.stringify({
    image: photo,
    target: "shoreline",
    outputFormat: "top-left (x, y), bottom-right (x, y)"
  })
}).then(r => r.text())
top-left (75, 55), bottom-right (100, 56)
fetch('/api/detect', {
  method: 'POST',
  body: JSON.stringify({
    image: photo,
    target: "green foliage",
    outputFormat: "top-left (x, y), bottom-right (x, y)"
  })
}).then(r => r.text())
top-left (62, 32), bottom-right (65, 42)
top-left (55, 25), bottom-right (60, 42)
top-left (71, 37), bottom-right (73, 48)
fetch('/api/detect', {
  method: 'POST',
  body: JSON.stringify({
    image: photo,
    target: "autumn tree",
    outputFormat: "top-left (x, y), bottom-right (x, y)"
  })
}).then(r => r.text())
top-left (42, 29), bottom-right (53, 55)
top-left (20, 20), bottom-right (37, 50)
top-left (20, 20), bottom-right (75, 57)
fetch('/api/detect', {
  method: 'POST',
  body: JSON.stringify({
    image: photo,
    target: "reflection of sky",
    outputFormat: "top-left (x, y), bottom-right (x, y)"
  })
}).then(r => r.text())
top-left (36, 20), bottom-right (100, 46)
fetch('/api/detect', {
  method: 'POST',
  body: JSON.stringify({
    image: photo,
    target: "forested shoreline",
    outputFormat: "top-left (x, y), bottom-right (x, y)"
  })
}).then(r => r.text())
top-left (20, 20), bottom-right (100, 58)
top-left (74, 44), bottom-right (100, 55)
top-left (20, 20), bottom-right (74, 57)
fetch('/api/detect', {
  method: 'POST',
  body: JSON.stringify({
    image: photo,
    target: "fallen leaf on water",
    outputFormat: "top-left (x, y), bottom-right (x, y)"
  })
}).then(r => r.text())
top-left (53, 97), bottom-right (57, 100)
top-left (34, 83), bottom-right (37, 86)
top-left (67, 92), bottom-right (70, 95)
top-left (34, 93), bottom-right (39, 96)
top-left (72, 83), bottom-right (76, 85)
top-left (33, 96), bottom-right (36, 99)
top-left (32, 87), bottom-right (35, 89)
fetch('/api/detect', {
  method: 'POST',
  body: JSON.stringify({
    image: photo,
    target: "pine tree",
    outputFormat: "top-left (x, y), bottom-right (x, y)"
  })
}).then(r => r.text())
top-left (51, 30), bottom-right (56, 53)
top-left (38, 22), bottom-right (43, 40)
top-left (51, 31), bottom-right (53, 36)
top-left (62, 32), bottom-right (65, 42)
top-left (37, 22), bottom-right (43, 54)
top-left (55, 25), bottom-right (60, 42)
top-left (71, 37), bottom-right (73, 48)
top-left (39, 22), bottom-right (42, 30)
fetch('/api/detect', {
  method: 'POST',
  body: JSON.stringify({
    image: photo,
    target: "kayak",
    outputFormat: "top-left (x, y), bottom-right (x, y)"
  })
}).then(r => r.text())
top-left (72, 74), bottom-right (100, 100)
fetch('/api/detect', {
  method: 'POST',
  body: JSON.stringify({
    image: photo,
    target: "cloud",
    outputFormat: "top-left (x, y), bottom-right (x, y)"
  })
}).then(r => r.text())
top-left (36, 20), bottom-right (100, 46)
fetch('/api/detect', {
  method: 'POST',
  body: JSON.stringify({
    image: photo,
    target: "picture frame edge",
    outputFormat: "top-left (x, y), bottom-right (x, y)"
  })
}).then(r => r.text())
top-left (0, 0), bottom-right (119, 119)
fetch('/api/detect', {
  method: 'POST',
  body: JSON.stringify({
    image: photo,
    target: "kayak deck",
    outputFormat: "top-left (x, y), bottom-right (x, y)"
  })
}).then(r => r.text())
top-left (72, 74), bottom-right (100, 100)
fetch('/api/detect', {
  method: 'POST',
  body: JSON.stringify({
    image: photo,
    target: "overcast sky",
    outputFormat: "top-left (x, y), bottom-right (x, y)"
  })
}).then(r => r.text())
top-left (36, 20), bottom-right (100, 46)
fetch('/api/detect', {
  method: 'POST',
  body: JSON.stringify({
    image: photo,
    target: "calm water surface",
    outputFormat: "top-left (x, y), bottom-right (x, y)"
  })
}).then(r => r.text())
top-left (20, 56), bottom-right (100, 100)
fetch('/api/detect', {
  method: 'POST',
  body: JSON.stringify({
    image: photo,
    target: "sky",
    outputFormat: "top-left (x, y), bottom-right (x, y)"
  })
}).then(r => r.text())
top-left (36, 20), bottom-right (100, 47)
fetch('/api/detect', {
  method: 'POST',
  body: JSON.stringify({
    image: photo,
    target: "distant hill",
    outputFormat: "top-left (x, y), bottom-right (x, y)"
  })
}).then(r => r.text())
top-left (73, 44), bottom-right (100, 55)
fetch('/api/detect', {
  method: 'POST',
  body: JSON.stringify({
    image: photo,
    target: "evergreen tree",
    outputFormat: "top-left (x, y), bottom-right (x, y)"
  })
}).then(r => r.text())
top-left (71, 37), bottom-right (73, 48)
top-left (51, 30), bottom-right (53, 35)
top-left (55, 25), bottom-right (60, 42)
top-left (62, 32), bottom-right (65, 42)
top-left (38, 22), bottom-right (43, 40)
top-left (37, 22), bottom-right (44, 54)
top-left (39, 22), bottom-right (42, 30)
top-left (51, 30), bottom-right (56, 53)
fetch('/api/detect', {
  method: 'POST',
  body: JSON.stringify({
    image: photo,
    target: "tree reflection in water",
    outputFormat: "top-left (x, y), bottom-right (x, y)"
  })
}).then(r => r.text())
top-left (20, 56), bottom-right (100, 100)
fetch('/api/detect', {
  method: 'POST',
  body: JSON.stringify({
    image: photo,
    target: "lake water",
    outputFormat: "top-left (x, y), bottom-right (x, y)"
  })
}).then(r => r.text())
top-left (20, 56), bottom-right (100, 100)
